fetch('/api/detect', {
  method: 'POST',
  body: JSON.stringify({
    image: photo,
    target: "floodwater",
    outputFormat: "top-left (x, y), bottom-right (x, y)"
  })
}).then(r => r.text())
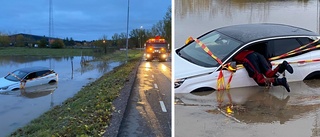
top-left (0, 55), bottom-right (121, 136)
top-left (175, 0), bottom-right (320, 136)
top-left (175, 80), bottom-right (320, 137)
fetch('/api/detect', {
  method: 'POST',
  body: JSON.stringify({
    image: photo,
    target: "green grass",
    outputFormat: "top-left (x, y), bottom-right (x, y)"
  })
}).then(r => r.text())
top-left (0, 47), bottom-right (94, 56)
top-left (99, 49), bottom-right (144, 62)
top-left (10, 50), bottom-right (143, 137)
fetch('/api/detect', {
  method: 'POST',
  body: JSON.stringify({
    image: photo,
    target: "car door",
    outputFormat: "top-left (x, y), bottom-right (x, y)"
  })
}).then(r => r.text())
top-left (228, 42), bottom-right (270, 88)
top-left (267, 38), bottom-right (311, 81)
top-left (24, 70), bottom-right (50, 88)
top-left (24, 72), bottom-right (39, 87)
top-left (228, 38), bottom-right (309, 88)
top-left (35, 70), bottom-right (51, 84)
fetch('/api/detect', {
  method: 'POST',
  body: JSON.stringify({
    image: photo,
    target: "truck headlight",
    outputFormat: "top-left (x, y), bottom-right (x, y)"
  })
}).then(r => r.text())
top-left (146, 54), bottom-right (151, 58)
top-left (162, 54), bottom-right (167, 58)
top-left (174, 79), bottom-right (185, 88)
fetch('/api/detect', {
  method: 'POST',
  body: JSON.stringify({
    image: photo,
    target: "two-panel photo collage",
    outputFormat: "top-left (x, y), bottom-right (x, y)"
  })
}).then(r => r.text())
top-left (1, 0), bottom-right (320, 137)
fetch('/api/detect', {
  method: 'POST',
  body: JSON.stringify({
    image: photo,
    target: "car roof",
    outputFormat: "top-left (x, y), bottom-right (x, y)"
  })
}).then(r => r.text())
top-left (215, 23), bottom-right (319, 43)
top-left (15, 66), bottom-right (52, 73)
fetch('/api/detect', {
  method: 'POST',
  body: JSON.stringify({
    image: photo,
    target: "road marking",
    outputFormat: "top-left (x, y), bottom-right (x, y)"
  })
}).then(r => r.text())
top-left (159, 101), bottom-right (167, 112)
top-left (152, 75), bottom-right (154, 78)
top-left (154, 83), bottom-right (158, 89)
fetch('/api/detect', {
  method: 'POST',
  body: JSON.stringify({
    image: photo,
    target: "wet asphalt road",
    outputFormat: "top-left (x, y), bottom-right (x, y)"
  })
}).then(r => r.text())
top-left (118, 59), bottom-right (172, 137)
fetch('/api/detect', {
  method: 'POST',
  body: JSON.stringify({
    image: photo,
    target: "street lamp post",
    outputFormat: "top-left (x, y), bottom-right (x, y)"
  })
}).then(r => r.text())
top-left (125, 0), bottom-right (130, 63)
top-left (140, 26), bottom-right (143, 51)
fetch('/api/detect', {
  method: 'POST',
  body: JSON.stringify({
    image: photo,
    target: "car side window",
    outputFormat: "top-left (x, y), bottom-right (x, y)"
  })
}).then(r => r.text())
top-left (297, 37), bottom-right (313, 45)
top-left (36, 70), bottom-right (50, 77)
top-left (25, 72), bottom-right (37, 80)
top-left (267, 38), bottom-right (302, 58)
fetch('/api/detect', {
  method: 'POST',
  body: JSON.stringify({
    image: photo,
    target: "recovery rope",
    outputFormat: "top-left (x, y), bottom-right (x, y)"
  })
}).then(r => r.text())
top-left (187, 36), bottom-right (235, 108)
top-left (185, 37), bottom-right (320, 113)
top-left (189, 37), bottom-right (225, 90)
top-left (269, 39), bottom-right (320, 61)
top-left (186, 37), bottom-right (320, 91)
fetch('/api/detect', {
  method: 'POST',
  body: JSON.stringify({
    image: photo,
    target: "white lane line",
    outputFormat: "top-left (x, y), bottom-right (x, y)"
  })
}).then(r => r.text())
top-left (152, 75), bottom-right (154, 78)
top-left (154, 83), bottom-right (158, 89)
top-left (159, 101), bottom-right (167, 112)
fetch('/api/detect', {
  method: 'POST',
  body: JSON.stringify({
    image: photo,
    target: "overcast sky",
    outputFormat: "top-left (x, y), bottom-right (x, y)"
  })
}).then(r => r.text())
top-left (0, 0), bottom-right (171, 41)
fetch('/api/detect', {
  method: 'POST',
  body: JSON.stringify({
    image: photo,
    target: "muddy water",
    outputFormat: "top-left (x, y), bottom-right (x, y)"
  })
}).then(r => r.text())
top-left (175, 0), bottom-right (320, 136)
top-left (0, 56), bottom-right (121, 136)
top-left (175, 80), bottom-right (320, 137)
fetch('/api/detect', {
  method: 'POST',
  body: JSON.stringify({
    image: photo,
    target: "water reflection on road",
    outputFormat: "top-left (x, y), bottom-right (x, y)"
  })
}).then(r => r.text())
top-left (175, 80), bottom-right (320, 136)
top-left (0, 55), bottom-right (121, 136)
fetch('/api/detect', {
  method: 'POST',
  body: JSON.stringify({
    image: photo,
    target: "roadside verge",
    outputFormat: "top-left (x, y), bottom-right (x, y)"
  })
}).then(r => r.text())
top-left (103, 58), bottom-right (141, 136)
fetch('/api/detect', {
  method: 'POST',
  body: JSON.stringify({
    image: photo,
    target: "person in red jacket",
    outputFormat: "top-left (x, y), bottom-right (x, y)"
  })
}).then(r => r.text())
top-left (234, 50), bottom-right (293, 92)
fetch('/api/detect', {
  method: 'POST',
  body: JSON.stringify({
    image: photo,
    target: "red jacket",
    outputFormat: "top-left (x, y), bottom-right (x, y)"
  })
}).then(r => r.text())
top-left (234, 50), bottom-right (253, 63)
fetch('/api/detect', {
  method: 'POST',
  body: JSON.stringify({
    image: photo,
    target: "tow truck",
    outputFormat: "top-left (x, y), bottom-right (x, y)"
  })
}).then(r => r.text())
top-left (144, 36), bottom-right (169, 62)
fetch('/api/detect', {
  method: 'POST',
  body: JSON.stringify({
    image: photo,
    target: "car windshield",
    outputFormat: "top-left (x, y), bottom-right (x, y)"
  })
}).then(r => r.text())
top-left (5, 70), bottom-right (28, 82)
top-left (177, 31), bottom-right (243, 67)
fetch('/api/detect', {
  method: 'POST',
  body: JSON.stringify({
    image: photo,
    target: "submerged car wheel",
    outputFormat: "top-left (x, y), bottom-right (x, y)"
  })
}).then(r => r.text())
top-left (48, 80), bottom-right (57, 85)
top-left (12, 88), bottom-right (20, 91)
top-left (304, 71), bottom-right (320, 80)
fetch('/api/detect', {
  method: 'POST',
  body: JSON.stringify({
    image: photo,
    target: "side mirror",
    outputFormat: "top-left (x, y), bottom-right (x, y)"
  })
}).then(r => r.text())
top-left (227, 61), bottom-right (237, 72)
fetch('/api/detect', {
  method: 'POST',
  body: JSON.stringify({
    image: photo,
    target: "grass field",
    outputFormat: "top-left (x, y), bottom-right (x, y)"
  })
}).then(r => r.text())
top-left (9, 50), bottom-right (143, 136)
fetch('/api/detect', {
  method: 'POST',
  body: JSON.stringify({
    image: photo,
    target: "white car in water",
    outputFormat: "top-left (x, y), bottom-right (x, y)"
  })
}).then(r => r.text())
top-left (0, 66), bottom-right (58, 93)
top-left (175, 23), bottom-right (320, 93)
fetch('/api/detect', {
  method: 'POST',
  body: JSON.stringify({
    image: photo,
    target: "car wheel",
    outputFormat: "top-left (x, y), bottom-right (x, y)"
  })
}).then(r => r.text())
top-left (48, 80), bottom-right (57, 85)
top-left (12, 88), bottom-right (20, 91)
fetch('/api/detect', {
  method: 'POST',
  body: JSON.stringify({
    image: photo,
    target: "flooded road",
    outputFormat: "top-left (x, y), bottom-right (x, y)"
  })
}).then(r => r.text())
top-left (119, 59), bottom-right (172, 137)
top-left (175, 0), bottom-right (320, 136)
top-left (175, 80), bottom-right (320, 137)
top-left (0, 56), bottom-right (121, 136)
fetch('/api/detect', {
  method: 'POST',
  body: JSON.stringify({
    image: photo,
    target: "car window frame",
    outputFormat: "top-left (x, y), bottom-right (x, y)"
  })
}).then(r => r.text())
top-left (177, 31), bottom-right (243, 67)
top-left (228, 36), bottom-right (317, 68)
top-left (265, 38), bottom-right (303, 58)
top-left (36, 70), bottom-right (50, 77)
top-left (25, 72), bottom-right (37, 80)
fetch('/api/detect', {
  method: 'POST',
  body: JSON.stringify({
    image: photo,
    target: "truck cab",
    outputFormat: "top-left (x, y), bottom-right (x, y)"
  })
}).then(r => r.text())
top-left (144, 36), bottom-right (169, 62)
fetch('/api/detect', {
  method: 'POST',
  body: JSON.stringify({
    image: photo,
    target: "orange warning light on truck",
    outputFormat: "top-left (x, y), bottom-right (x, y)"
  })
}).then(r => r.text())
top-left (144, 36), bottom-right (170, 62)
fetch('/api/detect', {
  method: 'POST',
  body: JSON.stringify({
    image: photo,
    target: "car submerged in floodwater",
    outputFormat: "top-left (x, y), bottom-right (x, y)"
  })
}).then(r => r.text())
top-left (0, 66), bottom-right (58, 93)
top-left (175, 23), bottom-right (320, 93)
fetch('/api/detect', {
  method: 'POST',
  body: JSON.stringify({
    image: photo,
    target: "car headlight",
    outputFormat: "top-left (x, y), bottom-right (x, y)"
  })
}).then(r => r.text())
top-left (174, 79), bottom-right (185, 88)
top-left (162, 54), bottom-right (167, 58)
top-left (0, 86), bottom-right (9, 90)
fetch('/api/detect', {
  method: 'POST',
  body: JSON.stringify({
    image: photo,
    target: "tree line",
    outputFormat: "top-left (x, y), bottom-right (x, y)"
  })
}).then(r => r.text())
top-left (0, 7), bottom-right (171, 50)
top-left (0, 33), bottom-right (75, 49)
top-left (93, 7), bottom-right (171, 51)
